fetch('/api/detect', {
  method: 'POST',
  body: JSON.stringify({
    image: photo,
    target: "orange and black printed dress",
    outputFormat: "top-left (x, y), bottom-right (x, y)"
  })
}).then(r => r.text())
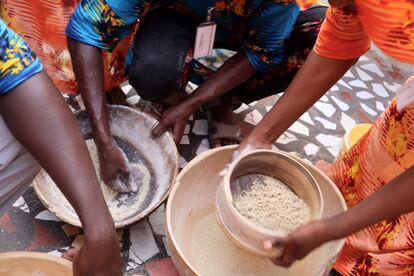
top-left (314, 0), bottom-right (414, 275)
top-left (0, 0), bottom-right (131, 93)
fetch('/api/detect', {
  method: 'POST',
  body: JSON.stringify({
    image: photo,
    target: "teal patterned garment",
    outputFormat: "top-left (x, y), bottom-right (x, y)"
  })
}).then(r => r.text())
top-left (0, 19), bottom-right (43, 94)
top-left (66, 0), bottom-right (300, 72)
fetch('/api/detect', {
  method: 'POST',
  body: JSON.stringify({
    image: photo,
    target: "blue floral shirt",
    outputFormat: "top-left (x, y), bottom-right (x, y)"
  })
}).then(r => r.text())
top-left (0, 19), bottom-right (43, 94)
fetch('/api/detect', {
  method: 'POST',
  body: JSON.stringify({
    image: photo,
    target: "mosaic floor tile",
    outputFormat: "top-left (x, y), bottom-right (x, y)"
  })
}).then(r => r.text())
top-left (330, 95), bottom-right (350, 111)
top-left (244, 109), bottom-right (263, 125)
top-left (361, 63), bottom-right (385, 77)
top-left (340, 112), bottom-right (357, 132)
top-left (304, 143), bottom-right (319, 156)
top-left (127, 95), bottom-right (140, 106)
top-left (149, 205), bottom-right (165, 237)
top-left (372, 83), bottom-right (389, 97)
top-left (337, 79), bottom-right (353, 90)
top-left (330, 85), bottom-right (339, 91)
top-left (299, 112), bottom-right (314, 125)
top-left (356, 91), bottom-right (375, 100)
top-left (195, 139), bottom-right (210, 156)
top-left (34, 210), bottom-right (61, 222)
top-left (376, 101), bottom-right (385, 112)
top-left (314, 102), bottom-right (336, 117)
top-left (288, 121), bottom-right (310, 136)
top-left (360, 103), bottom-right (378, 116)
top-left (192, 119), bottom-right (208, 136)
top-left (315, 134), bottom-right (342, 157)
top-left (180, 135), bottom-right (190, 145)
top-left (183, 124), bottom-right (190, 135)
top-left (349, 79), bottom-right (368, 89)
top-left (276, 132), bottom-right (298, 145)
top-left (128, 221), bottom-right (159, 269)
top-left (314, 117), bottom-right (337, 130)
top-left (356, 67), bottom-right (373, 81)
top-left (343, 70), bottom-right (355, 78)
top-left (383, 81), bottom-right (401, 93)
top-left (145, 258), bottom-right (179, 276)
top-left (179, 156), bottom-right (188, 169)
top-left (320, 95), bottom-right (329, 102)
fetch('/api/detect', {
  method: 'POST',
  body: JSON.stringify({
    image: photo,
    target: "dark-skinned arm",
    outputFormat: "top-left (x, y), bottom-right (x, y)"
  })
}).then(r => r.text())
top-left (0, 71), bottom-right (122, 276)
top-left (67, 38), bottom-right (129, 189)
top-left (237, 51), bottom-right (356, 151)
top-left (266, 165), bottom-right (414, 267)
top-left (152, 52), bottom-right (255, 143)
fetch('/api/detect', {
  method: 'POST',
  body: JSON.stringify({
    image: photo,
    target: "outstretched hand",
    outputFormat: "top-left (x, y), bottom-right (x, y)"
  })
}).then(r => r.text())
top-left (264, 220), bottom-right (328, 267)
top-left (152, 103), bottom-right (191, 144)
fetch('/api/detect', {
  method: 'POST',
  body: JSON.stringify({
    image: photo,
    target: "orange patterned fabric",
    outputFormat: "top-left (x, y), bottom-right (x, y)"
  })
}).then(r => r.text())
top-left (315, 1), bottom-right (414, 274)
top-left (328, 99), bottom-right (414, 275)
top-left (315, 0), bottom-right (414, 64)
top-left (0, 0), bottom-right (131, 93)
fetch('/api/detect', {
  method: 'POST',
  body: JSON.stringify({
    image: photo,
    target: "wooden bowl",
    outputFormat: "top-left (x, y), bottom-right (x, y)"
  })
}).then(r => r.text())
top-left (166, 146), bottom-right (347, 276)
top-left (33, 106), bottom-right (179, 228)
top-left (217, 150), bottom-right (323, 258)
top-left (0, 252), bottom-right (72, 275)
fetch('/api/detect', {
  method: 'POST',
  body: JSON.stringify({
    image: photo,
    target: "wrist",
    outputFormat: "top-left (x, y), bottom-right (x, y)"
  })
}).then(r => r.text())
top-left (82, 215), bottom-right (117, 243)
top-left (245, 129), bottom-right (274, 148)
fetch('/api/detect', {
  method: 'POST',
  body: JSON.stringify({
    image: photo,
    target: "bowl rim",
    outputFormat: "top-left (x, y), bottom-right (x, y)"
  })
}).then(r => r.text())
top-left (33, 105), bottom-right (179, 228)
top-left (221, 149), bottom-right (324, 237)
top-left (0, 251), bottom-right (73, 269)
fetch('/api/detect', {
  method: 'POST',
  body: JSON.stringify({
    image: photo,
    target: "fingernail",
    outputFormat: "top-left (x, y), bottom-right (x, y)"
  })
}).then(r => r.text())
top-left (263, 240), bottom-right (273, 250)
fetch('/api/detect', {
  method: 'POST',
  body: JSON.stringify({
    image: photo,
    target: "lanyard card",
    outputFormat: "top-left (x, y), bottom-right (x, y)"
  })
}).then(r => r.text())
top-left (193, 21), bottom-right (216, 59)
top-left (396, 79), bottom-right (414, 112)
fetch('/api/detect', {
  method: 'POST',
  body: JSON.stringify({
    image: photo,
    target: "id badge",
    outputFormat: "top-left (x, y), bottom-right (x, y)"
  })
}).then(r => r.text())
top-left (396, 78), bottom-right (414, 112)
top-left (193, 21), bottom-right (216, 59)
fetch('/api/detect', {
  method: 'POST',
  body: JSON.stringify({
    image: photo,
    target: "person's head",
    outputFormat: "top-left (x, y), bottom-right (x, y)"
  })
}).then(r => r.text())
top-left (128, 7), bottom-right (197, 103)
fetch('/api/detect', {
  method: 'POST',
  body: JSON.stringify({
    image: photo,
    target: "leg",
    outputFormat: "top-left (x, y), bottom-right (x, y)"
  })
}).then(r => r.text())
top-left (0, 116), bottom-right (40, 216)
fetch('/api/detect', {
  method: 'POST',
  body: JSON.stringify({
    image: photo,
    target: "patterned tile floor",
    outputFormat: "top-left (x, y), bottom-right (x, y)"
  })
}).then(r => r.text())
top-left (0, 47), bottom-right (412, 275)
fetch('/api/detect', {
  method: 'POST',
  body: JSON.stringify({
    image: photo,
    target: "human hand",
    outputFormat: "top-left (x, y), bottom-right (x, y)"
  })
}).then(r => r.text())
top-left (98, 142), bottom-right (134, 193)
top-left (64, 231), bottom-right (122, 276)
top-left (263, 220), bottom-right (328, 267)
top-left (152, 103), bottom-right (191, 144)
top-left (219, 134), bottom-right (273, 176)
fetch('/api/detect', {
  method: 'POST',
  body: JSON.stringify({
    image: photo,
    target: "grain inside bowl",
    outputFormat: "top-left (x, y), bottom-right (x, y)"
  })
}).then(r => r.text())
top-left (232, 173), bottom-right (311, 234)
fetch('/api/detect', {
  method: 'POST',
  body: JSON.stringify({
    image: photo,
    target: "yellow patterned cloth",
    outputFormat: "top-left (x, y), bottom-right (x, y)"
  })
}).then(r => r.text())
top-left (328, 98), bottom-right (414, 275)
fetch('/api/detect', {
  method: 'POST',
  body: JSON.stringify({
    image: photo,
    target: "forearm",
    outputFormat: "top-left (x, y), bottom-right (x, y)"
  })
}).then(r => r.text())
top-left (67, 38), bottom-right (112, 147)
top-left (185, 52), bottom-right (255, 113)
top-left (250, 51), bottom-right (355, 144)
top-left (0, 72), bottom-right (114, 238)
top-left (324, 166), bottom-right (414, 241)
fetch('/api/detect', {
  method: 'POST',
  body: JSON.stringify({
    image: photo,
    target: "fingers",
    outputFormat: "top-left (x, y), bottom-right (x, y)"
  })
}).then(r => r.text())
top-left (172, 120), bottom-right (186, 144)
top-left (151, 120), bottom-right (166, 138)
top-left (264, 238), bottom-right (296, 268)
top-left (62, 248), bottom-right (79, 262)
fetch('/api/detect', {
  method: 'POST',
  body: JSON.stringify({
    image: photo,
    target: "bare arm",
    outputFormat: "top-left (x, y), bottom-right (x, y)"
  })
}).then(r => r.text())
top-left (269, 165), bottom-right (414, 267)
top-left (152, 52), bottom-right (255, 142)
top-left (67, 38), bottom-right (111, 148)
top-left (67, 38), bottom-right (129, 189)
top-left (241, 51), bottom-right (356, 148)
top-left (0, 71), bottom-right (121, 276)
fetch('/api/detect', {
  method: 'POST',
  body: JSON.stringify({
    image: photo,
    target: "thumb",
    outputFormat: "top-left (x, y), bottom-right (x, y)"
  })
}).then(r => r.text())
top-left (151, 122), bottom-right (165, 138)
top-left (263, 237), bottom-right (288, 251)
top-left (62, 248), bottom-right (79, 262)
